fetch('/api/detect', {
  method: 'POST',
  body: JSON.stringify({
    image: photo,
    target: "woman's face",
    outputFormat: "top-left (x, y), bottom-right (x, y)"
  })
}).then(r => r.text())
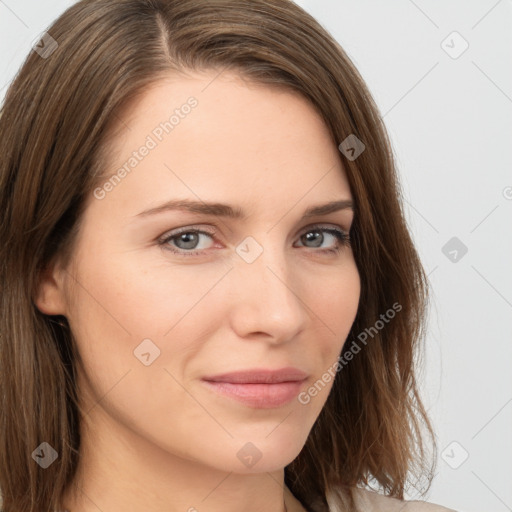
top-left (38, 70), bottom-right (360, 474)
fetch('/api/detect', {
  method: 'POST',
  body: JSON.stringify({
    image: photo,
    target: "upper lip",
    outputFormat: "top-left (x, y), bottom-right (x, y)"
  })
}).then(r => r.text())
top-left (202, 367), bottom-right (309, 384)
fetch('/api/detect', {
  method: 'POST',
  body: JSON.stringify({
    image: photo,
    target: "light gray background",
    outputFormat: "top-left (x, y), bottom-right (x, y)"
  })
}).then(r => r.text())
top-left (1, 1), bottom-right (511, 511)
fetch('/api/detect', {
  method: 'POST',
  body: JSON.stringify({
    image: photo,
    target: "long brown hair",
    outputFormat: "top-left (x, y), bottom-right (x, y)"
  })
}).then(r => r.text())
top-left (0, 1), bottom-right (436, 510)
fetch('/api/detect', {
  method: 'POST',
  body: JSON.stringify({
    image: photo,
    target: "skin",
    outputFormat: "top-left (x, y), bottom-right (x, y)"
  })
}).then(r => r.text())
top-left (35, 70), bottom-right (361, 512)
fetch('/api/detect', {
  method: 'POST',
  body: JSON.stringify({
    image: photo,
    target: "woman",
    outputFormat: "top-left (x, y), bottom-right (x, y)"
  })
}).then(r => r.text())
top-left (0, 1), bottom-right (456, 511)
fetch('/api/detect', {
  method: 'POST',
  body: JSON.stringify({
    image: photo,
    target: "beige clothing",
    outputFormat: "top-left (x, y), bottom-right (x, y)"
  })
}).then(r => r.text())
top-left (351, 487), bottom-right (457, 512)
top-left (284, 485), bottom-right (457, 512)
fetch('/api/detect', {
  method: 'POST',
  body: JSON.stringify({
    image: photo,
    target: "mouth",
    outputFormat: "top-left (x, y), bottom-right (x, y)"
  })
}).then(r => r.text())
top-left (201, 367), bottom-right (308, 408)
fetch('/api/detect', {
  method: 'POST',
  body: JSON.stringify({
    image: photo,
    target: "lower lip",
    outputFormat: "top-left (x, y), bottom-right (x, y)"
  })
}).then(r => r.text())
top-left (201, 379), bottom-right (305, 408)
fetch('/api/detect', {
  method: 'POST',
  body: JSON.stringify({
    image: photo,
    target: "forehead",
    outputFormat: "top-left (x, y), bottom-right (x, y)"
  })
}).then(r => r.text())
top-left (88, 70), bottom-right (352, 220)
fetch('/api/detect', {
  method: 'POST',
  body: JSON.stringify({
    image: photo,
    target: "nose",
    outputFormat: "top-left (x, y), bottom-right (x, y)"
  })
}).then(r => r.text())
top-left (227, 241), bottom-right (308, 343)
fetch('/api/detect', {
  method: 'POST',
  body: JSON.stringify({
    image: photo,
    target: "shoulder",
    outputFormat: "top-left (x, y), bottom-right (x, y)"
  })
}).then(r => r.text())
top-left (351, 487), bottom-right (458, 512)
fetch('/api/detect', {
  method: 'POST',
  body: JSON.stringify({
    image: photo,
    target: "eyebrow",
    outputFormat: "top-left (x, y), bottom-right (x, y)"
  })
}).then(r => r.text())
top-left (134, 198), bottom-right (354, 220)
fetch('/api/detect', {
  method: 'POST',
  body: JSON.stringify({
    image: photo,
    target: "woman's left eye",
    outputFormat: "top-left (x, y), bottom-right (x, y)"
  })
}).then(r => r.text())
top-left (157, 225), bottom-right (350, 257)
top-left (295, 227), bottom-right (350, 253)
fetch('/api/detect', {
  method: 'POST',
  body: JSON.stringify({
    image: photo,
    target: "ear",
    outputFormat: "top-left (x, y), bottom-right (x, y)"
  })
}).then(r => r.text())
top-left (34, 257), bottom-right (68, 316)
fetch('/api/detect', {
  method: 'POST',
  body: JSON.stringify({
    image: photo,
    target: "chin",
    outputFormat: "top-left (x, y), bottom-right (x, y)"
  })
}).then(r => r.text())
top-left (200, 429), bottom-right (308, 474)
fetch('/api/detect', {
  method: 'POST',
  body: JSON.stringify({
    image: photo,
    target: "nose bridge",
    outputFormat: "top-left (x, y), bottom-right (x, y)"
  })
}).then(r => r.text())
top-left (228, 235), bottom-right (307, 339)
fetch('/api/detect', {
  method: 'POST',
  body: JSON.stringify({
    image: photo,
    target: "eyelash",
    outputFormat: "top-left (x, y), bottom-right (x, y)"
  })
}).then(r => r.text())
top-left (157, 224), bottom-right (351, 257)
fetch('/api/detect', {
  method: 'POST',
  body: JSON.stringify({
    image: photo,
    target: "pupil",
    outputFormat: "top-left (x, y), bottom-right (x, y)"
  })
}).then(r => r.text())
top-left (178, 232), bottom-right (198, 249)
top-left (305, 231), bottom-right (322, 247)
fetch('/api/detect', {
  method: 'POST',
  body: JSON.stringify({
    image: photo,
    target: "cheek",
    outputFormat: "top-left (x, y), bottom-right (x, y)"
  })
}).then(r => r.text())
top-left (65, 253), bottom-right (231, 453)
top-left (313, 258), bottom-right (361, 352)
top-left (293, 260), bottom-right (360, 414)
top-left (65, 251), bottom-right (235, 389)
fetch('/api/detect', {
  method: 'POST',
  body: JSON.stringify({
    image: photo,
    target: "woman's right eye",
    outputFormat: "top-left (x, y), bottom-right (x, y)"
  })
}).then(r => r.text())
top-left (158, 229), bottom-right (216, 256)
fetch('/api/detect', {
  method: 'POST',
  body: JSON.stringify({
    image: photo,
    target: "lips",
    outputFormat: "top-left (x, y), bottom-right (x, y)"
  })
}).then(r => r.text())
top-left (201, 367), bottom-right (309, 408)
top-left (201, 367), bottom-right (309, 384)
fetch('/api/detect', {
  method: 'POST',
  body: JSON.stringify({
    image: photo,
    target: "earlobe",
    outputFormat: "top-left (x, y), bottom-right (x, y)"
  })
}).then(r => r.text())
top-left (34, 260), bottom-right (68, 316)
